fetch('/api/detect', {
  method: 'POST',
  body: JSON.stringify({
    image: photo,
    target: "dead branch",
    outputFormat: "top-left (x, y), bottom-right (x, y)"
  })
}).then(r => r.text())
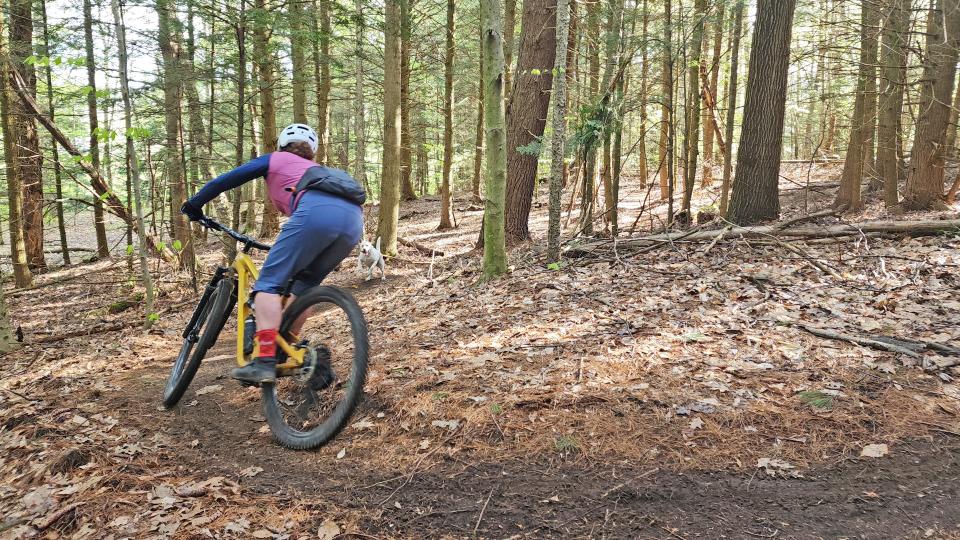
top-left (569, 219), bottom-right (960, 257)
top-left (31, 323), bottom-right (134, 345)
top-left (398, 237), bottom-right (445, 256)
top-left (6, 64), bottom-right (170, 261)
top-left (797, 324), bottom-right (922, 358)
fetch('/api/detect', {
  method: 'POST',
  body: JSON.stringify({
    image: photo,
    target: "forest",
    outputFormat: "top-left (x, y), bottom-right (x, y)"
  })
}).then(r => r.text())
top-left (1, 0), bottom-right (959, 536)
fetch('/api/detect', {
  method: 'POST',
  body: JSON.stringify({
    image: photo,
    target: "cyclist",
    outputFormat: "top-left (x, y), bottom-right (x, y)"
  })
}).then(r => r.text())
top-left (180, 124), bottom-right (365, 384)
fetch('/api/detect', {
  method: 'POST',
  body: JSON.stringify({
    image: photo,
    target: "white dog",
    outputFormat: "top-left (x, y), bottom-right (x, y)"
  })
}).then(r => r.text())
top-left (357, 237), bottom-right (386, 281)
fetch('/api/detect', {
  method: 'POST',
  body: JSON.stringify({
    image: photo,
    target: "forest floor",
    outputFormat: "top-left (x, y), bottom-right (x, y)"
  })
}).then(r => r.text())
top-left (3, 164), bottom-right (960, 539)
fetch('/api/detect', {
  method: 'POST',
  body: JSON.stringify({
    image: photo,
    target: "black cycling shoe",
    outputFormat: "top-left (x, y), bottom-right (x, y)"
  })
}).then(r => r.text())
top-left (232, 357), bottom-right (277, 384)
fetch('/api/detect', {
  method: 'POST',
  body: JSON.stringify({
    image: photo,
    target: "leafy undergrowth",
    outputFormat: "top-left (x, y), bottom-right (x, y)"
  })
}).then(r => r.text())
top-left (2, 169), bottom-right (960, 537)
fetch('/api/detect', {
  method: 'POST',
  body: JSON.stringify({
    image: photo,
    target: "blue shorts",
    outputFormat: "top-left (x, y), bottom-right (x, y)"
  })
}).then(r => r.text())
top-left (253, 191), bottom-right (363, 296)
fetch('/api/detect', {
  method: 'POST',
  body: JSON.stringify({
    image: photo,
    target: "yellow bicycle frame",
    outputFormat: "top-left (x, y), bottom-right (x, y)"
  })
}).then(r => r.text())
top-left (233, 252), bottom-right (305, 371)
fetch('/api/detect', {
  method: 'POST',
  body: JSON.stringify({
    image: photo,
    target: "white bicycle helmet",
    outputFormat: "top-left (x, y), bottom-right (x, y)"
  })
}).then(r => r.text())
top-left (278, 123), bottom-right (319, 153)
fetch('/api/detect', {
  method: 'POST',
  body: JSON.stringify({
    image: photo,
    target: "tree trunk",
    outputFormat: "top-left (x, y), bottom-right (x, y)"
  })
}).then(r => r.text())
top-left (10, 0), bottom-right (46, 271)
top-left (877, 0), bottom-right (908, 208)
top-left (581, 0), bottom-right (600, 234)
top-left (314, 0), bottom-right (332, 162)
top-left (472, 39), bottom-right (484, 204)
top-left (548, 0), bottom-right (569, 263)
top-left (834, 2), bottom-right (879, 211)
top-left (400, 0), bottom-right (417, 200)
top-left (680, 0), bottom-right (707, 217)
top-left (0, 8), bottom-right (30, 287)
top-left (727, 0), bottom-right (797, 225)
top-left (353, 0), bottom-right (367, 190)
top-left (600, 0), bottom-right (624, 234)
top-left (112, 0), bottom-right (155, 324)
top-left (291, 0), bottom-right (308, 122)
top-left (945, 72), bottom-right (960, 159)
top-left (503, 0), bottom-right (517, 102)
top-left (662, 0), bottom-right (675, 218)
top-left (719, 0), bottom-right (744, 217)
top-left (253, 0), bottom-right (279, 236)
top-left (376, 0), bottom-right (402, 256)
top-left (863, 1), bottom-right (881, 190)
top-left (701, 7), bottom-right (724, 186)
top-left (502, 0), bottom-right (557, 241)
top-left (480, 0), bottom-right (508, 279)
top-left (39, 1), bottom-right (69, 266)
top-left (438, 0), bottom-right (455, 229)
top-left (156, 0), bottom-right (196, 268)
top-left (637, 0), bottom-right (649, 189)
top-left (234, 0), bottom-right (247, 233)
top-left (903, 0), bottom-right (960, 210)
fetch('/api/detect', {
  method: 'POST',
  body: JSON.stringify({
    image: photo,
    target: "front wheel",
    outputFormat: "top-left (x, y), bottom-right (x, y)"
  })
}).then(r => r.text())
top-left (162, 278), bottom-right (235, 408)
top-left (262, 285), bottom-right (369, 450)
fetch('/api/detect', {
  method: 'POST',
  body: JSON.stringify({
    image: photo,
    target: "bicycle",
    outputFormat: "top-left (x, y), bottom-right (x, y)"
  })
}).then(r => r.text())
top-left (161, 216), bottom-right (369, 450)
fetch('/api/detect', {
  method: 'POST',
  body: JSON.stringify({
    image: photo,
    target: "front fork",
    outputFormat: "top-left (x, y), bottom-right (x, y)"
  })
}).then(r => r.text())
top-left (182, 266), bottom-right (229, 340)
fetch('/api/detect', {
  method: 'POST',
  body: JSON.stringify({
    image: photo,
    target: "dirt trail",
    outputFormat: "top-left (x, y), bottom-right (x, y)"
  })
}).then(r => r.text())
top-left (6, 175), bottom-right (960, 538)
top-left (112, 359), bottom-right (960, 539)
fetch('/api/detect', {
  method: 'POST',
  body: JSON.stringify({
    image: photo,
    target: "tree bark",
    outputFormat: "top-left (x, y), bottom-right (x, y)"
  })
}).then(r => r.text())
top-left (39, 1), bottom-right (69, 266)
top-left (719, 0), bottom-right (744, 217)
top-left (581, 0), bottom-right (600, 234)
top-left (945, 72), bottom-right (960, 159)
top-left (680, 0), bottom-right (707, 217)
top-left (503, 0), bottom-right (517, 103)
top-left (353, 0), bottom-right (367, 191)
top-left (600, 0), bottom-right (624, 233)
top-left (112, 0), bottom-right (155, 324)
top-left (502, 0), bottom-right (557, 241)
top-left (472, 38), bottom-right (485, 204)
top-left (727, 0), bottom-right (797, 225)
top-left (156, 0), bottom-right (196, 268)
top-left (234, 0), bottom-right (247, 234)
top-left (438, 0), bottom-right (455, 229)
top-left (253, 0), bottom-right (279, 235)
top-left (10, 0), bottom-right (47, 271)
top-left (903, 0), bottom-right (960, 210)
top-left (877, 0), bottom-right (908, 208)
top-left (399, 0), bottom-right (417, 200)
top-left (480, 0), bottom-right (508, 278)
top-left (314, 0), bottom-right (332, 162)
top-left (637, 0), bottom-right (649, 189)
top-left (834, 1), bottom-right (879, 211)
top-left (548, 0), bottom-right (569, 263)
top-left (377, 0), bottom-right (402, 256)
top-left (702, 7), bottom-right (724, 185)
top-left (290, 0), bottom-right (308, 123)
top-left (0, 8), bottom-right (30, 287)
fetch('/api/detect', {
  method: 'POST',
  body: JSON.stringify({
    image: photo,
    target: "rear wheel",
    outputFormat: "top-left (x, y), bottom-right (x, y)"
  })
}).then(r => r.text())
top-left (262, 285), bottom-right (369, 450)
top-left (162, 279), bottom-right (235, 408)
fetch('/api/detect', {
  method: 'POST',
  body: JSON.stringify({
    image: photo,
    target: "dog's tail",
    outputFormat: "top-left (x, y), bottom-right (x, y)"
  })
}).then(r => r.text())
top-left (375, 236), bottom-right (381, 252)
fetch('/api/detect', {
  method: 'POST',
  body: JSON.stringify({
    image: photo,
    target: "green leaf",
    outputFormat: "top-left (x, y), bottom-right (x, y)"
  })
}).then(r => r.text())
top-left (680, 331), bottom-right (708, 343)
top-left (125, 126), bottom-right (151, 140)
top-left (547, 262), bottom-right (561, 271)
top-left (24, 55), bottom-right (38, 65)
top-left (147, 312), bottom-right (160, 322)
top-left (797, 390), bottom-right (834, 410)
top-left (98, 191), bottom-right (112, 202)
top-left (530, 68), bottom-right (541, 76)
top-left (125, 244), bottom-right (134, 255)
top-left (172, 239), bottom-right (183, 251)
top-left (157, 241), bottom-right (167, 252)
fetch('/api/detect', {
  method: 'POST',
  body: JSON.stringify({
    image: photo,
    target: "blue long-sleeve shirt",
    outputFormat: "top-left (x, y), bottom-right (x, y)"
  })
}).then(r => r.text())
top-left (188, 154), bottom-right (271, 209)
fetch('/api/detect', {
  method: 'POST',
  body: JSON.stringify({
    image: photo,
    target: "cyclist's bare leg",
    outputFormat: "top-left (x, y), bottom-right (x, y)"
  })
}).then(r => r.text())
top-left (254, 292), bottom-right (283, 331)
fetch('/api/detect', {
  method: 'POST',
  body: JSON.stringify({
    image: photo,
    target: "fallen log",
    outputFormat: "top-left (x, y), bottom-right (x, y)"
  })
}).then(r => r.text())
top-left (568, 218), bottom-right (960, 257)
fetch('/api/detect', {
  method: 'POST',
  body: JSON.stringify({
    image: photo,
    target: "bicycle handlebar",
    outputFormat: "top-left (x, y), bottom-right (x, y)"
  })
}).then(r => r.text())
top-left (198, 216), bottom-right (272, 252)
